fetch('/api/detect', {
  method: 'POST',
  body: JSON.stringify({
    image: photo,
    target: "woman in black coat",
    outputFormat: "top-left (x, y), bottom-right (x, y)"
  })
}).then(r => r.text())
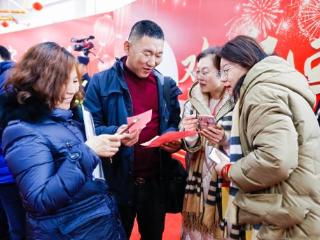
top-left (0, 42), bottom-right (126, 239)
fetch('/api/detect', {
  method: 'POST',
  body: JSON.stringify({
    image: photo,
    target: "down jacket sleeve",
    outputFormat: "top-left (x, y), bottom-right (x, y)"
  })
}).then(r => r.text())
top-left (2, 122), bottom-right (99, 215)
top-left (230, 87), bottom-right (299, 193)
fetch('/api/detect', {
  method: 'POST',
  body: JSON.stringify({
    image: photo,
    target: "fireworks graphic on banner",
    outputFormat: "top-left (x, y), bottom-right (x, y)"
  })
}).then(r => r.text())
top-left (297, 0), bottom-right (320, 41)
top-left (226, 0), bottom-right (283, 39)
top-left (275, 1), bottom-right (298, 37)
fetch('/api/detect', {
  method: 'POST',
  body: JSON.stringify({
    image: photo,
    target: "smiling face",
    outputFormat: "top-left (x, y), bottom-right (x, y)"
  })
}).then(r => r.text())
top-left (196, 55), bottom-right (224, 99)
top-left (124, 35), bottom-right (164, 78)
top-left (219, 58), bottom-right (248, 94)
top-left (56, 66), bottom-right (80, 110)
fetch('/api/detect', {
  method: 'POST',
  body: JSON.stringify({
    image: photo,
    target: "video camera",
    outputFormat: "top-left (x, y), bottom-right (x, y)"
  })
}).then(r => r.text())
top-left (71, 35), bottom-right (95, 56)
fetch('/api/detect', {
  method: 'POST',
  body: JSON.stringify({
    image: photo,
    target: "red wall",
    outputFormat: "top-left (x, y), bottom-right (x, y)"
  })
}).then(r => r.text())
top-left (1, 0), bottom-right (319, 103)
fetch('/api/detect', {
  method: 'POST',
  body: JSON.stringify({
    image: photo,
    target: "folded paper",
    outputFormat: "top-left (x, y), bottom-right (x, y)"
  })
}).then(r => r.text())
top-left (127, 109), bottom-right (152, 133)
top-left (141, 130), bottom-right (197, 148)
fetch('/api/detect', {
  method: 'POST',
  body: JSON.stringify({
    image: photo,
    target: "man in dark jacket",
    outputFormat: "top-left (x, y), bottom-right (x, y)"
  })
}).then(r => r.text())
top-left (84, 20), bottom-right (182, 240)
top-left (77, 55), bottom-right (91, 92)
top-left (0, 45), bottom-right (25, 239)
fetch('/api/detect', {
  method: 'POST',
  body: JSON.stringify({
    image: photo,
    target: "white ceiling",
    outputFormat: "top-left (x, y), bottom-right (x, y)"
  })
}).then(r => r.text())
top-left (0, 0), bottom-right (135, 34)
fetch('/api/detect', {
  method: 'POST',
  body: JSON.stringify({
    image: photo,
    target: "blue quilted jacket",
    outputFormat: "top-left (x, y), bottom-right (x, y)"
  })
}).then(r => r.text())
top-left (2, 108), bottom-right (107, 216)
top-left (0, 61), bottom-right (15, 184)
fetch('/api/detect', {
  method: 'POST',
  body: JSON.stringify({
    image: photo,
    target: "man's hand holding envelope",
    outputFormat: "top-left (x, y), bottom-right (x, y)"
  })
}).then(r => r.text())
top-left (116, 109), bottom-right (152, 147)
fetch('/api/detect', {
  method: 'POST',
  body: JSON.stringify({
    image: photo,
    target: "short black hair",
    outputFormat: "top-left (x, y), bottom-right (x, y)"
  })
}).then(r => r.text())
top-left (196, 47), bottom-right (219, 63)
top-left (0, 45), bottom-right (11, 60)
top-left (128, 20), bottom-right (164, 41)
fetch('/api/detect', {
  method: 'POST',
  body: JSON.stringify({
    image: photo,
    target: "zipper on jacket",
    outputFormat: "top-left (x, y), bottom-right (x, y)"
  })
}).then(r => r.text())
top-left (127, 89), bottom-right (135, 168)
top-left (66, 141), bottom-right (72, 150)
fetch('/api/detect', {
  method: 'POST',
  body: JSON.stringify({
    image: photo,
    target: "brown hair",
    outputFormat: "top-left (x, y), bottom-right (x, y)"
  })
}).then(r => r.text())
top-left (5, 42), bottom-right (81, 109)
top-left (196, 47), bottom-right (219, 63)
top-left (215, 35), bottom-right (267, 70)
top-left (215, 35), bottom-right (268, 98)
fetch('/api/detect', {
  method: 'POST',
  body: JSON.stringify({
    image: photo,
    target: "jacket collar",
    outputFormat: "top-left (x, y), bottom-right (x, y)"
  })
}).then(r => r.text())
top-left (112, 57), bottom-right (128, 91)
top-left (187, 81), bottom-right (211, 115)
top-left (0, 61), bottom-right (15, 75)
top-left (187, 81), bottom-right (234, 120)
top-left (50, 108), bottom-right (73, 121)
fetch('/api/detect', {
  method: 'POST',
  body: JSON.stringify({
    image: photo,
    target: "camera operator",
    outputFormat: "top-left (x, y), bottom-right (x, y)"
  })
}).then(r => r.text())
top-left (77, 55), bottom-right (91, 92)
top-left (72, 36), bottom-right (94, 92)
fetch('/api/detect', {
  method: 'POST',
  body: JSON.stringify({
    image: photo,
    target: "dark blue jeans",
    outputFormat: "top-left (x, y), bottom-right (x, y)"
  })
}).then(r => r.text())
top-left (26, 194), bottom-right (126, 240)
top-left (0, 184), bottom-right (26, 240)
top-left (0, 206), bottom-right (8, 239)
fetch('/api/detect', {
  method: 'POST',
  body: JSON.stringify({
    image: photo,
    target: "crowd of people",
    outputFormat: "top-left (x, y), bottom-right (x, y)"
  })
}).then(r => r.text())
top-left (0, 19), bottom-right (319, 240)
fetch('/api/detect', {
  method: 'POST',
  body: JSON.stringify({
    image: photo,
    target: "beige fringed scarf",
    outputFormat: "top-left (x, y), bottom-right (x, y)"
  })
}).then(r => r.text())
top-left (182, 146), bottom-right (221, 235)
top-left (181, 82), bottom-right (235, 238)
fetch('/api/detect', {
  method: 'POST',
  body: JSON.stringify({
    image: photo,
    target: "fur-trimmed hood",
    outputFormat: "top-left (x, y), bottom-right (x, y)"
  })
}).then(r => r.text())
top-left (187, 81), bottom-right (211, 115)
top-left (187, 81), bottom-right (234, 121)
top-left (0, 92), bottom-right (51, 130)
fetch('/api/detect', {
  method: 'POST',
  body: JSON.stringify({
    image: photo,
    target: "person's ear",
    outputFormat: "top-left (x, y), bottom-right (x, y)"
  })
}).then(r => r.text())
top-left (124, 41), bottom-right (130, 55)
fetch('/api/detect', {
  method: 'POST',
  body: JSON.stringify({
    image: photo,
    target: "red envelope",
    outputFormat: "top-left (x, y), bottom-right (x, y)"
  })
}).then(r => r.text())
top-left (127, 109), bottom-right (152, 133)
top-left (141, 130), bottom-right (197, 148)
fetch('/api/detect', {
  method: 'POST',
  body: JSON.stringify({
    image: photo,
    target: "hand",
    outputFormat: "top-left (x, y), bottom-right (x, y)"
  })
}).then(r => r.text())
top-left (214, 149), bottom-right (231, 180)
top-left (119, 127), bottom-right (140, 147)
top-left (85, 134), bottom-right (122, 157)
top-left (200, 125), bottom-right (225, 145)
top-left (116, 124), bottom-right (130, 135)
top-left (160, 140), bottom-right (182, 153)
top-left (180, 115), bottom-right (198, 131)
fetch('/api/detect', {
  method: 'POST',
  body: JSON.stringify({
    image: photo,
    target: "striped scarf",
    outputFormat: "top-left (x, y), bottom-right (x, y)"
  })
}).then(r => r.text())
top-left (182, 113), bottom-right (233, 237)
top-left (221, 101), bottom-right (246, 240)
top-left (181, 86), bottom-right (234, 237)
top-left (316, 104), bottom-right (320, 125)
top-left (222, 102), bottom-right (261, 240)
top-left (182, 147), bottom-right (222, 235)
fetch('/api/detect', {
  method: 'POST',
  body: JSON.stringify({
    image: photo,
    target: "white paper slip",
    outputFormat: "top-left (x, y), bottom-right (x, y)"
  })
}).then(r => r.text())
top-left (82, 105), bottom-right (105, 180)
top-left (209, 148), bottom-right (229, 164)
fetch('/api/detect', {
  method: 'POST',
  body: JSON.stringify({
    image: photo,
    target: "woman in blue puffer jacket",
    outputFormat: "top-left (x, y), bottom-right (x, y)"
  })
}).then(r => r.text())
top-left (0, 42), bottom-right (127, 239)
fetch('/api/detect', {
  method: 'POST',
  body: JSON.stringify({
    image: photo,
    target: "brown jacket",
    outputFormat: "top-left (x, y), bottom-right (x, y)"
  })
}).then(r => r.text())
top-left (229, 56), bottom-right (320, 239)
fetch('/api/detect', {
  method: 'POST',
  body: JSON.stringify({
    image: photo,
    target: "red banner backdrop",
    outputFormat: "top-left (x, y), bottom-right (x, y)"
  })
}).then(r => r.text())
top-left (1, 1), bottom-right (319, 239)
top-left (1, 0), bottom-right (319, 103)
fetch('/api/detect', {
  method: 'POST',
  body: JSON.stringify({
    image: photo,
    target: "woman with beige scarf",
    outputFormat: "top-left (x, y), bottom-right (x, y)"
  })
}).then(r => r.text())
top-left (180, 47), bottom-right (234, 240)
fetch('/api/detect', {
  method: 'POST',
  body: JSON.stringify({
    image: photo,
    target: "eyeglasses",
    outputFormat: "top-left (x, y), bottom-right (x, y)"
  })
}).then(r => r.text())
top-left (192, 70), bottom-right (221, 78)
top-left (217, 68), bottom-right (230, 80)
